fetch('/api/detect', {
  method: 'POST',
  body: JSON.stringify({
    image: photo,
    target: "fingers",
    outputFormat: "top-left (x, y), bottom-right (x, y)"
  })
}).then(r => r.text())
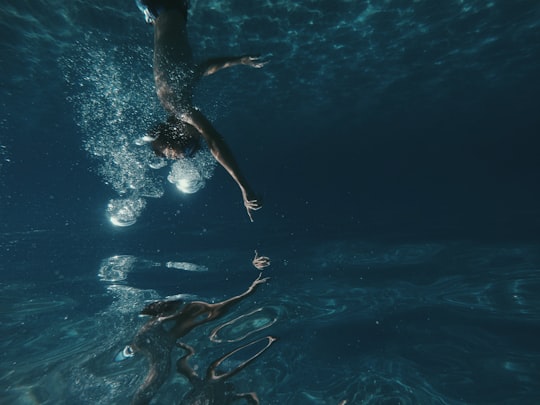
top-left (252, 61), bottom-right (269, 68)
top-left (254, 274), bottom-right (271, 284)
top-left (252, 62), bottom-right (268, 68)
top-left (247, 55), bottom-right (270, 68)
top-left (244, 199), bottom-right (262, 222)
top-left (254, 256), bottom-right (270, 266)
top-left (252, 250), bottom-right (271, 270)
top-left (246, 207), bottom-right (254, 222)
top-left (245, 199), bottom-right (262, 210)
top-left (253, 257), bottom-right (271, 270)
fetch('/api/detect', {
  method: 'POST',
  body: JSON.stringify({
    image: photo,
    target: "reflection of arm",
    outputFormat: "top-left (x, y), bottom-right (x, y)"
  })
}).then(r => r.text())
top-left (168, 273), bottom-right (268, 339)
top-left (206, 273), bottom-right (269, 321)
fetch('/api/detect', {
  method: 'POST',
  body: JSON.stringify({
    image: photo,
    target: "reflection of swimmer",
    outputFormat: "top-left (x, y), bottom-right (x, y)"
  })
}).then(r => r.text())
top-left (176, 337), bottom-right (276, 404)
top-left (125, 271), bottom-right (271, 405)
top-left (135, 0), bottom-right (268, 221)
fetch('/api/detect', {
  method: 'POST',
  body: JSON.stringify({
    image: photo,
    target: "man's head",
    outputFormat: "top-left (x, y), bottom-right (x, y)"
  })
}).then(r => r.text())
top-left (141, 299), bottom-right (183, 317)
top-left (148, 116), bottom-right (201, 159)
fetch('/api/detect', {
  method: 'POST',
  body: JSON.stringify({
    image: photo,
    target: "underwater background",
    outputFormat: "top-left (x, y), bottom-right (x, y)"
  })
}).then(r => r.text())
top-left (1, 0), bottom-right (540, 403)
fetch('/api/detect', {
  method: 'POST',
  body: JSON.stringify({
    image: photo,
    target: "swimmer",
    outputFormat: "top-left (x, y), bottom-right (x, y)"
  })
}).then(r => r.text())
top-left (136, 0), bottom-right (268, 221)
top-left (123, 268), bottom-right (271, 405)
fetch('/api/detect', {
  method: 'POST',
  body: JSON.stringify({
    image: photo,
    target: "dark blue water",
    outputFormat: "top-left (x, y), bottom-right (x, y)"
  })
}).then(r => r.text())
top-left (1, 0), bottom-right (540, 404)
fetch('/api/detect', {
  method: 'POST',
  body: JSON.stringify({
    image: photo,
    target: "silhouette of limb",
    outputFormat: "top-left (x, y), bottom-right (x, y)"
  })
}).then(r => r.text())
top-left (207, 336), bottom-right (277, 382)
top-left (234, 392), bottom-right (260, 405)
top-left (175, 341), bottom-right (200, 385)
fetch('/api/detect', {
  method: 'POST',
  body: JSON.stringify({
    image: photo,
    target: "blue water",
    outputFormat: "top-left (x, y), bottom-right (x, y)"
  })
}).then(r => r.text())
top-left (1, 0), bottom-right (540, 404)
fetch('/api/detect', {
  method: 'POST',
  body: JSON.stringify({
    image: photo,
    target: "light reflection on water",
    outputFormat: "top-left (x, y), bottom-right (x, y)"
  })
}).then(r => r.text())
top-left (3, 239), bottom-right (538, 404)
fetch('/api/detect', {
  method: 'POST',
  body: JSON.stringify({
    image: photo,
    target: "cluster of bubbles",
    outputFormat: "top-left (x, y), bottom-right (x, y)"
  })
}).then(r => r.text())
top-left (167, 149), bottom-right (216, 194)
top-left (62, 34), bottom-right (216, 227)
top-left (62, 40), bottom-right (159, 226)
top-left (0, 107), bottom-right (10, 186)
top-left (98, 254), bottom-right (138, 284)
top-left (97, 255), bottom-right (208, 311)
top-left (165, 261), bottom-right (208, 272)
top-left (0, 143), bottom-right (8, 175)
top-left (107, 197), bottom-right (147, 227)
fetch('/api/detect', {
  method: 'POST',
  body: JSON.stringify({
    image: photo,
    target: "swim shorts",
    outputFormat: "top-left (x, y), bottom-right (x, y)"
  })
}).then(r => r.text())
top-left (135, 0), bottom-right (189, 24)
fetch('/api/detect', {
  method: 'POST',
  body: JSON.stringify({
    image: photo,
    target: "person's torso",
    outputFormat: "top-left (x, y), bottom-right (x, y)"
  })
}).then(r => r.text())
top-left (153, 11), bottom-right (199, 114)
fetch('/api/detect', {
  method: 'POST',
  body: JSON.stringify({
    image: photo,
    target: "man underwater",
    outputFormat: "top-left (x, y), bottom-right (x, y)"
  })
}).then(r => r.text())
top-left (136, 0), bottom-right (268, 221)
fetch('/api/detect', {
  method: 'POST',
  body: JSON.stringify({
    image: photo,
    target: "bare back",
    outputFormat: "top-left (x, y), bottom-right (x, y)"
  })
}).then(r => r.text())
top-left (153, 10), bottom-right (198, 115)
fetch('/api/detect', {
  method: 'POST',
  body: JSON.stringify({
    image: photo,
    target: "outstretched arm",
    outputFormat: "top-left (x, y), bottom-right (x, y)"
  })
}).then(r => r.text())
top-left (168, 272), bottom-right (269, 338)
top-left (181, 109), bottom-right (262, 222)
top-left (200, 55), bottom-right (268, 76)
top-left (208, 273), bottom-right (269, 319)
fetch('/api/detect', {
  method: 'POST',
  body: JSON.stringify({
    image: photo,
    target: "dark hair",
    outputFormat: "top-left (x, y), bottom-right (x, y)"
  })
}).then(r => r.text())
top-left (141, 299), bottom-right (183, 317)
top-left (148, 116), bottom-right (201, 158)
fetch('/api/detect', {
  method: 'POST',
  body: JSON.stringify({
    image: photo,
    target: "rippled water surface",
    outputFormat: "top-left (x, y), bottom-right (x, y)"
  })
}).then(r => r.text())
top-left (2, 229), bottom-right (540, 404)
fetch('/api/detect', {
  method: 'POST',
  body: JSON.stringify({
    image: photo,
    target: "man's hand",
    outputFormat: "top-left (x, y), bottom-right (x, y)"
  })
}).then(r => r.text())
top-left (244, 196), bottom-right (262, 222)
top-left (243, 189), bottom-right (262, 222)
top-left (241, 55), bottom-right (269, 69)
top-left (253, 272), bottom-right (270, 286)
top-left (252, 250), bottom-right (271, 270)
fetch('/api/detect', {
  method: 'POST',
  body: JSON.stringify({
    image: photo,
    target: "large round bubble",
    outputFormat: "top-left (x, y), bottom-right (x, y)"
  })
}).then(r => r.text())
top-left (107, 197), bottom-right (147, 227)
top-left (168, 161), bottom-right (205, 193)
top-left (167, 150), bottom-right (216, 194)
